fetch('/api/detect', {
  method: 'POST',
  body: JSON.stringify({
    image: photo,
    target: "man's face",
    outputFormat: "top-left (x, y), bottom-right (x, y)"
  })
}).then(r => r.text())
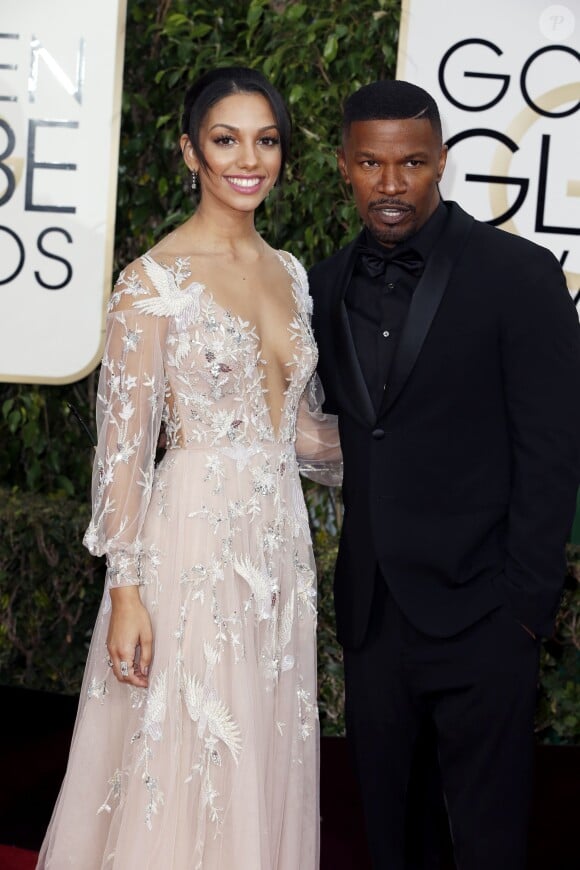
top-left (338, 117), bottom-right (448, 247)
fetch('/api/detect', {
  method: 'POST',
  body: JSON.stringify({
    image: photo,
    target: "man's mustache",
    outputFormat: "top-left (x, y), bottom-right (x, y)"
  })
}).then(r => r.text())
top-left (369, 199), bottom-right (415, 213)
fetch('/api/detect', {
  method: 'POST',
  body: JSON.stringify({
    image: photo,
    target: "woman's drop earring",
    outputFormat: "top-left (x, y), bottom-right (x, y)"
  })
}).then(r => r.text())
top-left (191, 170), bottom-right (199, 191)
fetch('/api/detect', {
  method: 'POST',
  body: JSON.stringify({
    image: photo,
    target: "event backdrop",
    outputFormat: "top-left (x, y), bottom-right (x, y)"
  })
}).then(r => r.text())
top-left (0, 0), bottom-right (127, 384)
top-left (397, 0), bottom-right (579, 310)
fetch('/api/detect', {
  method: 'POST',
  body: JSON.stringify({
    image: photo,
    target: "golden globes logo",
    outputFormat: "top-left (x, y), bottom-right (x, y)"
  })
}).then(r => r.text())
top-left (0, 1), bottom-right (125, 384)
top-left (438, 38), bottom-right (579, 307)
top-left (0, 34), bottom-right (83, 290)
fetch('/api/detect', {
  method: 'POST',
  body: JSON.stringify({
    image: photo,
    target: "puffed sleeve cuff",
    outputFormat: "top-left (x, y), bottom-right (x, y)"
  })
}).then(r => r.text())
top-left (295, 373), bottom-right (343, 486)
top-left (297, 456), bottom-right (343, 487)
top-left (105, 547), bottom-right (143, 588)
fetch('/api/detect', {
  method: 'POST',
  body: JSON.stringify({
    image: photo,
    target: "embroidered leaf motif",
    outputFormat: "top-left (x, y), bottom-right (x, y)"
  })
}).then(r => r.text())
top-left (142, 670), bottom-right (167, 741)
top-left (278, 589), bottom-right (295, 658)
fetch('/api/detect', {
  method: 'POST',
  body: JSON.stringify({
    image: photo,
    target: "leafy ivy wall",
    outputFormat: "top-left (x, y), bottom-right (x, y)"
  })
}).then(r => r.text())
top-left (1, 0), bottom-right (578, 743)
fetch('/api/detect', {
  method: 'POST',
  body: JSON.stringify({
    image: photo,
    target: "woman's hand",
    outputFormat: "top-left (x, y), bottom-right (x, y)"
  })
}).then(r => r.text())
top-left (106, 586), bottom-right (153, 688)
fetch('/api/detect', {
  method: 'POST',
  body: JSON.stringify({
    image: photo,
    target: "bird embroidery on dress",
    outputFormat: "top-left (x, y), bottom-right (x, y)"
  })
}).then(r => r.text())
top-left (181, 670), bottom-right (242, 763)
top-left (233, 554), bottom-right (275, 620)
top-left (135, 254), bottom-right (205, 327)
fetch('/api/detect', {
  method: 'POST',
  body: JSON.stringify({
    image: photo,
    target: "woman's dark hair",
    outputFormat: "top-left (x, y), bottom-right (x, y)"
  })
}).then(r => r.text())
top-left (182, 66), bottom-right (292, 184)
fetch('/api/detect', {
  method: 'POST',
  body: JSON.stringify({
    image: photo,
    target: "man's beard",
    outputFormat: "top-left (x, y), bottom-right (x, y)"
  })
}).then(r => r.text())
top-left (366, 198), bottom-right (417, 247)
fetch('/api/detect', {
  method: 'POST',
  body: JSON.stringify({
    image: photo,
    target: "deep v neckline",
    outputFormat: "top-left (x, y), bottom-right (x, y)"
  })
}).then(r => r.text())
top-left (142, 251), bottom-right (307, 441)
top-left (197, 252), bottom-right (303, 441)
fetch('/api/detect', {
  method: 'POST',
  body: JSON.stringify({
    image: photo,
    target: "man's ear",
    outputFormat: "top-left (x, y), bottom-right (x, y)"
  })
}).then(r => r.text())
top-left (337, 148), bottom-right (350, 185)
top-left (436, 144), bottom-right (448, 183)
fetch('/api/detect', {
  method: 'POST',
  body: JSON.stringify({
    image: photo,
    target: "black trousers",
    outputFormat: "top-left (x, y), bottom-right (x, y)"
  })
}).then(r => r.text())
top-left (343, 578), bottom-right (540, 870)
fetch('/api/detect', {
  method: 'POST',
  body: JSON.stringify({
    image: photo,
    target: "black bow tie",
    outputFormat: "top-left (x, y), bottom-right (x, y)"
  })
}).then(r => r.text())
top-left (357, 243), bottom-right (424, 278)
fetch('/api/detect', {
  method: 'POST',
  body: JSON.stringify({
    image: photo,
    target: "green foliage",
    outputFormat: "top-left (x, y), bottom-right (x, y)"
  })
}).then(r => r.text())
top-left (535, 546), bottom-right (580, 744)
top-left (0, 377), bottom-right (96, 497)
top-left (311, 526), bottom-right (344, 735)
top-left (0, 488), bottom-right (105, 693)
top-left (115, 0), bottom-right (401, 268)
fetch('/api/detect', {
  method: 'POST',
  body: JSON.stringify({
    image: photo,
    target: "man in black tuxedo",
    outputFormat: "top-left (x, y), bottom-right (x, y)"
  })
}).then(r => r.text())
top-left (309, 80), bottom-right (580, 870)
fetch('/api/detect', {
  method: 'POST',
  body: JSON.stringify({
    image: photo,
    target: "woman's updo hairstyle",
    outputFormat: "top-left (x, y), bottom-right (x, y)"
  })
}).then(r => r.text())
top-left (182, 66), bottom-right (292, 185)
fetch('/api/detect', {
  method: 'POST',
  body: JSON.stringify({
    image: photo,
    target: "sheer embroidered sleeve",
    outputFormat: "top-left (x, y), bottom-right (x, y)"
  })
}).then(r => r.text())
top-left (296, 373), bottom-right (342, 486)
top-left (278, 250), bottom-right (342, 486)
top-left (83, 259), bottom-right (168, 587)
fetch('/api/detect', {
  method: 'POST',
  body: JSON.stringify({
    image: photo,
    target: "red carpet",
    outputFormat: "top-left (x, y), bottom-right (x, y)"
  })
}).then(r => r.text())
top-left (1, 687), bottom-right (578, 869)
top-left (0, 845), bottom-right (37, 870)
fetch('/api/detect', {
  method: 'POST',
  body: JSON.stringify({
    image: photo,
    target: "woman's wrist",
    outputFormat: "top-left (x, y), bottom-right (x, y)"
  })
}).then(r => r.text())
top-left (109, 585), bottom-right (142, 608)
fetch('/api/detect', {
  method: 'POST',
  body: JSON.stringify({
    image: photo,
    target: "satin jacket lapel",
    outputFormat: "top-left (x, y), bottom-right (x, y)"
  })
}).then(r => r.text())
top-left (330, 234), bottom-right (376, 427)
top-left (381, 203), bottom-right (475, 415)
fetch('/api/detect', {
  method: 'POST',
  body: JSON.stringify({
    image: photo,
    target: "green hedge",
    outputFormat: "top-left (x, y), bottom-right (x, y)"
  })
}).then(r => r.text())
top-left (0, 490), bottom-right (102, 694)
top-left (115, 0), bottom-right (401, 268)
top-left (1, 486), bottom-right (578, 743)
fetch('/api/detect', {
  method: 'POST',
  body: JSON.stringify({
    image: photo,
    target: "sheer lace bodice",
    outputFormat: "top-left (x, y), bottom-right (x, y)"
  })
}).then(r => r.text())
top-left (84, 249), bottom-right (340, 585)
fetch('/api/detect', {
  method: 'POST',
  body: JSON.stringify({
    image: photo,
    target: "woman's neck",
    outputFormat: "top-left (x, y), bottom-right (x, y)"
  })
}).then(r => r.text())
top-left (183, 203), bottom-right (267, 259)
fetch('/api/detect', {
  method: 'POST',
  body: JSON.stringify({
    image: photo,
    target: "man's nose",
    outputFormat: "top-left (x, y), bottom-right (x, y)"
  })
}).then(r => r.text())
top-left (377, 165), bottom-right (405, 194)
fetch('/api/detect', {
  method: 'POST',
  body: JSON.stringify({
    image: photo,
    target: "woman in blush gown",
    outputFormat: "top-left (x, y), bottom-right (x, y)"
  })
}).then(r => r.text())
top-left (37, 67), bottom-right (341, 870)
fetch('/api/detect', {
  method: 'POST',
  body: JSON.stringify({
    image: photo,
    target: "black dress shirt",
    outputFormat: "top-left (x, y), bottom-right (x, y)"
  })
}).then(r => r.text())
top-left (345, 202), bottom-right (448, 410)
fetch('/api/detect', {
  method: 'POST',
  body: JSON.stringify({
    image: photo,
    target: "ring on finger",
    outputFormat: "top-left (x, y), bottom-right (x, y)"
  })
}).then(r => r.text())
top-left (119, 660), bottom-right (130, 678)
top-left (106, 655), bottom-right (113, 668)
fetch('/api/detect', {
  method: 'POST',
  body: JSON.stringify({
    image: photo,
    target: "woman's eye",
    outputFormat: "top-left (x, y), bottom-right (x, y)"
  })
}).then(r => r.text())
top-left (260, 136), bottom-right (280, 147)
top-left (214, 135), bottom-right (235, 146)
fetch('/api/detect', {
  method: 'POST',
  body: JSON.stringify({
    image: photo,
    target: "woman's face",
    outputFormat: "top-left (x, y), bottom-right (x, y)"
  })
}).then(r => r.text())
top-left (182, 92), bottom-right (282, 214)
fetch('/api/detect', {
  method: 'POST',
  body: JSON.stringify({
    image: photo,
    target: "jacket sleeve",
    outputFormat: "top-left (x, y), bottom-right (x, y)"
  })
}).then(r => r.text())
top-left (499, 250), bottom-right (580, 635)
top-left (308, 263), bottom-right (341, 415)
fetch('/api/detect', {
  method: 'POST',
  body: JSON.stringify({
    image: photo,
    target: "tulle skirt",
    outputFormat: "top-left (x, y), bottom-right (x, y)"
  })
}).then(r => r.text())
top-left (37, 445), bottom-right (320, 869)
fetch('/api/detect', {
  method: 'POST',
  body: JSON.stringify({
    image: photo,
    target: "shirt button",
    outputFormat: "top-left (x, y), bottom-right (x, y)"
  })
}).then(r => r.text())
top-left (372, 428), bottom-right (385, 440)
top-left (382, 330), bottom-right (390, 338)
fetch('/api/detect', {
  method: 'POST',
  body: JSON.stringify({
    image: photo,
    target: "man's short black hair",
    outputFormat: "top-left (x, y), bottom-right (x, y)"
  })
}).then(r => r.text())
top-left (342, 80), bottom-right (442, 143)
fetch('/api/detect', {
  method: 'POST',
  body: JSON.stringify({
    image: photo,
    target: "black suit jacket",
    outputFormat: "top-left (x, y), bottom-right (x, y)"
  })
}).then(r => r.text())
top-left (309, 202), bottom-right (580, 648)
